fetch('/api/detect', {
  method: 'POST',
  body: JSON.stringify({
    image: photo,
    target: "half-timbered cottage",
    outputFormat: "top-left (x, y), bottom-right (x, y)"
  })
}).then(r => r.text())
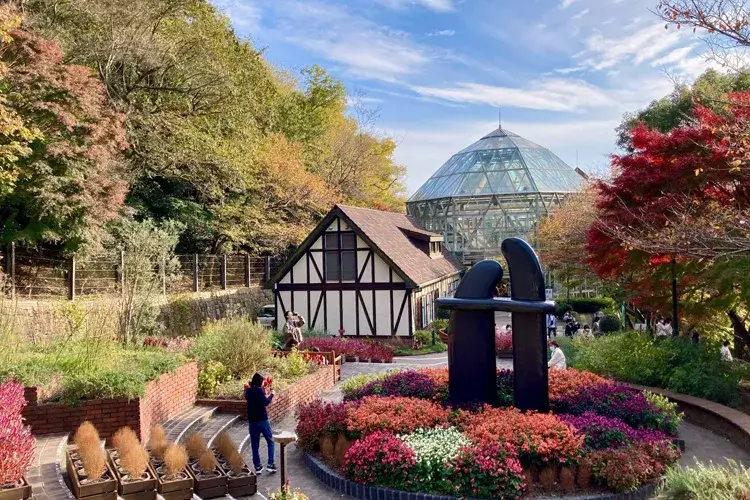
top-left (268, 205), bottom-right (463, 337)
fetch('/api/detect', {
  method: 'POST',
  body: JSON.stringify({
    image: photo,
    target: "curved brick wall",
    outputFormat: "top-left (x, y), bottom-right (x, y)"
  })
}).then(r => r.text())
top-left (196, 364), bottom-right (336, 422)
top-left (23, 362), bottom-right (197, 442)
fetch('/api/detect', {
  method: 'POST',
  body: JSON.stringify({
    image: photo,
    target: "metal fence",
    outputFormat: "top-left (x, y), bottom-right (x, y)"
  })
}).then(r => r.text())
top-left (0, 243), bottom-right (282, 300)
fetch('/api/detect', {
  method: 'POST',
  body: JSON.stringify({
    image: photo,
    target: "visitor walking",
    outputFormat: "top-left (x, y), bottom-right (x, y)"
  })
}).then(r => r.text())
top-left (548, 341), bottom-right (566, 370)
top-left (245, 373), bottom-right (277, 475)
top-left (563, 311), bottom-right (574, 325)
top-left (283, 311), bottom-right (305, 349)
top-left (592, 319), bottom-right (601, 336)
top-left (547, 314), bottom-right (557, 339)
top-left (721, 341), bottom-right (734, 362)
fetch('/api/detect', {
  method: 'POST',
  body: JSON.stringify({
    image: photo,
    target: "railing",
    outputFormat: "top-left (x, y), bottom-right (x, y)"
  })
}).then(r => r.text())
top-left (0, 242), bottom-right (282, 300)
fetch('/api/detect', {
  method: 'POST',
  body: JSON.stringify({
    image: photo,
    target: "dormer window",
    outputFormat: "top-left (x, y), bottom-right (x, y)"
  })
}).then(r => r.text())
top-left (430, 241), bottom-right (443, 257)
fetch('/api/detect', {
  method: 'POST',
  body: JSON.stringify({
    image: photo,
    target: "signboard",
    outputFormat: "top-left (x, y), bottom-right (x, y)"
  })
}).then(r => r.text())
top-left (545, 288), bottom-right (553, 301)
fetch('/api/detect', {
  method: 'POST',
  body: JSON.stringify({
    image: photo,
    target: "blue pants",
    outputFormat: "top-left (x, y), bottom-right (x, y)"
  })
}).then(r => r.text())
top-left (249, 420), bottom-right (275, 468)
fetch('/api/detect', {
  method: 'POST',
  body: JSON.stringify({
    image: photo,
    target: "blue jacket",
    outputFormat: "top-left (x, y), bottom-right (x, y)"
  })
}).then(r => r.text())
top-left (245, 386), bottom-right (273, 422)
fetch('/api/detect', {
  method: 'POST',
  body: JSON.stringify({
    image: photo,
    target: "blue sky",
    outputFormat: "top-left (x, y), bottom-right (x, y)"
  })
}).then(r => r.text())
top-left (211, 0), bottom-right (716, 195)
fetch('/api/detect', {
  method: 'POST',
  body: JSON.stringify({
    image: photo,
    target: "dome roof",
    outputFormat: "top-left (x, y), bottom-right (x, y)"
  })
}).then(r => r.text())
top-left (408, 127), bottom-right (583, 202)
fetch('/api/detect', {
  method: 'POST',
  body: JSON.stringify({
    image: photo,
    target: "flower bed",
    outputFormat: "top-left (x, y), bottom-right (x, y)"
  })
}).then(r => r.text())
top-left (299, 368), bottom-right (682, 499)
top-left (298, 338), bottom-right (394, 363)
top-left (495, 327), bottom-right (513, 357)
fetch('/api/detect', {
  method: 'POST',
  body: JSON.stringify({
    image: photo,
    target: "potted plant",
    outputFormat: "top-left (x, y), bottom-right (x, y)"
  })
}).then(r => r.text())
top-left (0, 380), bottom-right (35, 500)
top-left (66, 422), bottom-right (117, 500)
top-left (147, 427), bottom-right (192, 500)
top-left (108, 427), bottom-right (156, 500)
top-left (187, 449), bottom-right (227, 499)
top-left (269, 482), bottom-right (308, 500)
top-left (212, 433), bottom-right (256, 497)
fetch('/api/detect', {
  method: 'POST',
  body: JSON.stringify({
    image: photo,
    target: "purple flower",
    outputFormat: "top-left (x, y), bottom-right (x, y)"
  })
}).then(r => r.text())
top-left (552, 384), bottom-right (677, 436)
top-left (345, 371), bottom-right (436, 401)
top-left (559, 412), bottom-right (671, 450)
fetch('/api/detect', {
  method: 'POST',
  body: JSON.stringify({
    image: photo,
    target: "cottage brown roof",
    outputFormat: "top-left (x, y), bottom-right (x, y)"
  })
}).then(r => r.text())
top-left (337, 205), bottom-right (462, 287)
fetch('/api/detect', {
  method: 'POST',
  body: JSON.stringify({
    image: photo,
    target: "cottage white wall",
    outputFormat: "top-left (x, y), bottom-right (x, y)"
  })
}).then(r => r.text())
top-left (412, 274), bottom-right (460, 331)
top-left (275, 214), bottom-right (449, 337)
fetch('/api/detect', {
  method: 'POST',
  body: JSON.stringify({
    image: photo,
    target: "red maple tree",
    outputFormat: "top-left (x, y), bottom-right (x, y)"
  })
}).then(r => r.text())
top-left (587, 92), bottom-right (750, 328)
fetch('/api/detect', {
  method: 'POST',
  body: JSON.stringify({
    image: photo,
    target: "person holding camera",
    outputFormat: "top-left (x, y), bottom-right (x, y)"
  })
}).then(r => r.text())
top-left (283, 311), bottom-right (305, 349)
top-left (245, 373), bottom-right (277, 474)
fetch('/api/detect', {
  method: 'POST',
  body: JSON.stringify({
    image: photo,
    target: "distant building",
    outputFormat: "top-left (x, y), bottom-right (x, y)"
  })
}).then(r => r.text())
top-left (268, 205), bottom-right (462, 336)
top-left (407, 127), bottom-right (585, 263)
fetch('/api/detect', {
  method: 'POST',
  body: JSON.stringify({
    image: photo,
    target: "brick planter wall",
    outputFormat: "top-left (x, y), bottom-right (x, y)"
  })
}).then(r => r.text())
top-left (196, 364), bottom-right (336, 422)
top-left (22, 362), bottom-right (197, 441)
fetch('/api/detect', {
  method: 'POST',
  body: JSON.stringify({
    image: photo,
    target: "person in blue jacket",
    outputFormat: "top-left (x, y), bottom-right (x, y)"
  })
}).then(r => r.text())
top-left (245, 373), bottom-right (277, 474)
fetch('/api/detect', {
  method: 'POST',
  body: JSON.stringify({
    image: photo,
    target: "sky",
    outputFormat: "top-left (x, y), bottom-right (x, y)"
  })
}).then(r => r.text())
top-left (211, 0), bottom-right (718, 195)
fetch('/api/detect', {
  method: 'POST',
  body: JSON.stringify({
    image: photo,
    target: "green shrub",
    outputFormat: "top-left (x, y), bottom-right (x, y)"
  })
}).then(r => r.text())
top-left (430, 319), bottom-right (448, 335)
top-left (644, 391), bottom-right (684, 428)
top-left (571, 332), bottom-right (744, 406)
top-left (657, 460), bottom-right (750, 499)
top-left (415, 330), bottom-right (432, 346)
top-left (198, 361), bottom-right (233, 398)
top-left (599, 315), bottom-right (621, 333)
top-left (191, 317), bottom-right (271, 377)
top-left (556, 297), bottom-right (618, 317)
top-left (305, 329), bottom-right (330, 339)
top-left (436, 307), bottom-right (450, 320)
top-left (340, 371), bottom-right (398, 396)
top-left (279, 349), bottom-right (309, 379)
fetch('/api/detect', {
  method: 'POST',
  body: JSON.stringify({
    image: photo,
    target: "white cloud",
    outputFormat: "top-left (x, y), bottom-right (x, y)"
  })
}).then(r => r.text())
top-left (214, 0), bottom-right (261, 33)
top-left (560, 0), bottom-right (580, 9)
top-left (268, 0), bottom-right (431, 82)
top-left (409, 79), bottom-right (617, 112)
top-left (374, 0), bottom-right (454, 11)
top-left (576, 23), bottom-right (685, 71)
top-left (427, 29), bottom-right (456, 36)
top-left (651, 45), bottom-right (697, 66)
top-left (571, 8), bottom-right (590, 20)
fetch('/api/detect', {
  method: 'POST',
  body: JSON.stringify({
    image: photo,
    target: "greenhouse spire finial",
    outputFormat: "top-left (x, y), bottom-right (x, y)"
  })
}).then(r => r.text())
top-left (498, 109), bottom-right (502, 129)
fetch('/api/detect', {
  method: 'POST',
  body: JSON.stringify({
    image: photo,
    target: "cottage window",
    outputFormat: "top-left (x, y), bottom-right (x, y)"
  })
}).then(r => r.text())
top-left (325, 231), bottom-right (356, 281)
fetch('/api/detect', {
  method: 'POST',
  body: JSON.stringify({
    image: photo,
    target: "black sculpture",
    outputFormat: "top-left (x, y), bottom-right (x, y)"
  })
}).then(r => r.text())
top-left (435, 238), bottom-right (554, 412)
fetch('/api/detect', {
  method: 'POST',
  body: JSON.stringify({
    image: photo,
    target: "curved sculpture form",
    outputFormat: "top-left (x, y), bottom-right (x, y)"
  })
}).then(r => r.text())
top-left (436, 237), bottom-right (554, 411)
top-left (502, 237), bottom-right (549, 412)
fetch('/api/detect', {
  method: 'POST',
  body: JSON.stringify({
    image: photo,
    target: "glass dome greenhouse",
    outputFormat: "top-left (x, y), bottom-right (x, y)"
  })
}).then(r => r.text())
top-left (406, 127), bottom-right (585, 263)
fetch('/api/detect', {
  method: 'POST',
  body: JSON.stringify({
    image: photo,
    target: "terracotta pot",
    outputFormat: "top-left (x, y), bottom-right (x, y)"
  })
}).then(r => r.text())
top-left (577, 464), bottom-right (592, 490)
top-left (320, 436), bottom-right (335, 459)
top-left (559, 466), bottom-right (576, 491)
top-left (539, 465), bottom-right (557, 489)
top-left (333, 435), bottom-right (352, 466)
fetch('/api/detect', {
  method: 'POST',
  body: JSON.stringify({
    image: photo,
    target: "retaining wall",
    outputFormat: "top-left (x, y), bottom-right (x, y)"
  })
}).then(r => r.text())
top-left (23, 362), bottom-right (197, 442)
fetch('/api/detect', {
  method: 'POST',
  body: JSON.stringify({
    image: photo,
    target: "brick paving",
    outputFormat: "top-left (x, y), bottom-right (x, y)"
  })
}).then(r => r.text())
top-left (185, 413), bottom-right (239, 447)
top-left (27, 433), bottom-right (71, 500)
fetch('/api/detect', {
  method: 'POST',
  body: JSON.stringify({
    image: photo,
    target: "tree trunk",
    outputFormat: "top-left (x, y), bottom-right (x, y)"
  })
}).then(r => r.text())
top-left (727, 309), bottom-right (750, 359)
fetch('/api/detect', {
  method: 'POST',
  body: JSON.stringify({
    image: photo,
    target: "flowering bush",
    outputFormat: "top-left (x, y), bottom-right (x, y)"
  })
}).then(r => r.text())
top-left (399, 427), bottom-right (471, 493)
top-left (0, 380), bottom-right (35, 485)
top-left (363, 344), bottom-right (394, 362)
top-left (269, 482), bottom-right (308, 500)
top-left (548, 369), bottom-right (613, 400)
top-left (346, 397), bottom-right (449, 437)
top-left (416, 367), bottom-right (449, 402)
top-left (341, 371), bottom-right (398, 400)
top-left (344, 371), bottom-right (436, 401)
top-left (462, 407), bottom-right (584, 467)
top-left (299, 338), bottom-right (365, 357)
top-left (553, 383), bottom-right (679, 435)
top-left (586, 442), bottom-right (680, 492)
top-left (295, 400), bottom-right (350, 451)
top-left (449, 441), bottom-right (525, 499)
top-left (344, 431), bottom-right (416, 489)
top-left (495, 330), bottom-right (513, 353)
top-left (559, 412), bottom-right (670, 451)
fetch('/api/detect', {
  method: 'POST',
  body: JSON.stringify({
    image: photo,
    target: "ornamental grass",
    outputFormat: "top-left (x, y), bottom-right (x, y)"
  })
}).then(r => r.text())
top-left (120, 445), bottom-right (149, 478)
top-left (112, 427), bottom-right (139, 454)
top-left (461, 407), bottom-right (584, 468)
top-left (214, 432), bottom-right (236, 459)
top-left (346, 396), bottom-right (449, 437)
top-left (185, 433), bottom-right (207, 460)
top-left (163, 444), bottom-right (188, 478)
top-left (149, 425), bottom-right (167, 459)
